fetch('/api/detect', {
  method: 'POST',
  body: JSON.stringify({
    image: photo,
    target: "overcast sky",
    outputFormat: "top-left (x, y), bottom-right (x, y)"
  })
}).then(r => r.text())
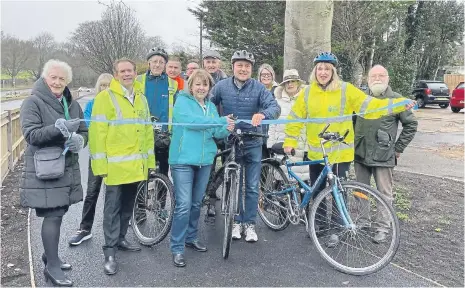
top-left (1, 0), bottom-right (203, 51)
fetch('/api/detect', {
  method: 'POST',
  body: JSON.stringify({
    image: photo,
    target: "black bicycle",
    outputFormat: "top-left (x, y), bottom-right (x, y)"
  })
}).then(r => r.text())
top-left (204, 129), bottom-right (268, 259)
top-left (131, 118), bottom-right (175, 246)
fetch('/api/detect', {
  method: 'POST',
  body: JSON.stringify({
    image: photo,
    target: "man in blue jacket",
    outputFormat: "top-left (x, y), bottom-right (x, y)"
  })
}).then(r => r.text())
top-left (210, 50), bottom-right (281, 242)
top-left (135, 48), bottom-right (178, 177)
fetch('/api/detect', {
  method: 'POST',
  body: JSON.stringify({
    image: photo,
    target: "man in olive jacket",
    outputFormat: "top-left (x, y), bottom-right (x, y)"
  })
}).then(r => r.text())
top-left (354, 65), bottom-right (418, 243)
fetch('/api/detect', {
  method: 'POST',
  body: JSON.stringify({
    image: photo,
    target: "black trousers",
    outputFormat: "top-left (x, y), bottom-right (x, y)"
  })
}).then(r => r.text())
top-left (102, 182), bottom-right (138, 255)
top-left (309, 161), bottom-right (351, 225)
top-left (208, 141), bottom-right (227, 201)
top-left (155, 149), bottom-right (169, 177)
top-left (80, 160), bottom-right (103, 231)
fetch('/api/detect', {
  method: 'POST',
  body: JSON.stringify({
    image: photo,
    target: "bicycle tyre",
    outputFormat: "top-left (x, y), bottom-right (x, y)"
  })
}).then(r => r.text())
top-left (223, 170), bottom-right (237, 259)
top-left (309, 181), bottom-right (400, 276)
top-left (132, 173), bottom-right (174, 246)
top-left (258, 162), bottom-right (290, 231)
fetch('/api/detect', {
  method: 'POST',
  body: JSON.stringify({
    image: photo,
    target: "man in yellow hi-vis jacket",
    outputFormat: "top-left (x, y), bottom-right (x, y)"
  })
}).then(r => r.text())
top-left (283, 52), bottom-right (414, 248)
top-left (89, 58), bottom-right (155, 275)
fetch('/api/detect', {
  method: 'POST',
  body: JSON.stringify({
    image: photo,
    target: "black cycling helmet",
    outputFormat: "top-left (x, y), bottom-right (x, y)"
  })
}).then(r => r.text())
top-left (146, 48), bottom-right (168, 62)
top-left (313, 52), bottom-right (338, 66)
top-left (231, 50), bottom-right (255, 65)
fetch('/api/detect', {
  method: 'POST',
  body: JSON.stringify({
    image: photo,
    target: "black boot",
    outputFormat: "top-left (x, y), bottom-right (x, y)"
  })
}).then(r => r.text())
top-left (42, 253), bottom-right (72, 270)
top-left (207, 197), bottom-right (216, 217)
top-left (103, 249), bottom-right (117, 275)
top-left (172, 253), bottom-right (186, 267)
top-left (117, 239), bottom-right (141, 252)
top-left (44, 267), bottom-right (73, 287)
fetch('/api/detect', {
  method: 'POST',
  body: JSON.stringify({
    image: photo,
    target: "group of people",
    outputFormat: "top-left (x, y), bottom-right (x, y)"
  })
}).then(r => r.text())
top-left (19, 47), bottom-right (417, 286)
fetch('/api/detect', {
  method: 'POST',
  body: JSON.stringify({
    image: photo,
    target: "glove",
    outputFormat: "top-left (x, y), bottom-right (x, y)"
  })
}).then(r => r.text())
top-left (55, 118), bottom-right (81, 137)
top-left (65, 133), bottom-right (84, 153)
top-left (64, 118), bottom-right (81, 133)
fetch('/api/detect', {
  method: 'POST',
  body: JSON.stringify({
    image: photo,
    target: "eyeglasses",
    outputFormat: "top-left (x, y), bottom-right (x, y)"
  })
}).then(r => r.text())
top-left (261, 73), bottom-right (272, 78)
top-left (149, 60), bottom-right (165, 65)
top-left (100, 83), bottom-right (109, 88)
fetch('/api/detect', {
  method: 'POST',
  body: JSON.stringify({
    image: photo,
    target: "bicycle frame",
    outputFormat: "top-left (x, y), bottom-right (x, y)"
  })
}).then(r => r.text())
top-left (267, 151), bottom-right (355, 228)
top-left (221, 143), bottom-right (240, 216)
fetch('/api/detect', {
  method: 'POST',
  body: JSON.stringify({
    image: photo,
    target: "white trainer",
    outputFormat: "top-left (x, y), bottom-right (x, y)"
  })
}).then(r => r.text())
top-left (232, 223), bottom-right (242, 240)
top-left (244, 223), bottom-right (258, 242)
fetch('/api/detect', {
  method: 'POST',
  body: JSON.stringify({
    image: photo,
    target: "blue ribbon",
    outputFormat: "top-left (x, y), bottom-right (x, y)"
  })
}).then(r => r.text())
top-left (81, 99), bottom-right (415, 126)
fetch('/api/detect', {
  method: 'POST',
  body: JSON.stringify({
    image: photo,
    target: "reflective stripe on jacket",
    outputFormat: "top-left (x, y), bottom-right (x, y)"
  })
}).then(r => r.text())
top-left (89, 78), bottom-right (155, 185)
top-left (135, 73), bottom-right (177, 131)
top-left (283, 81), bottom-right (408, 164)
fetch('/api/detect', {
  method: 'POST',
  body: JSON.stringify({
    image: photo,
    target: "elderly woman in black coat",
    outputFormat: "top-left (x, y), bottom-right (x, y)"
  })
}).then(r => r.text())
top-left (20, 59), bottom-right (88, 287)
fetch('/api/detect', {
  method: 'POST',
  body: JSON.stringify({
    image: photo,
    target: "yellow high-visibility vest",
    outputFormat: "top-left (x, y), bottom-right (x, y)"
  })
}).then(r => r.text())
top-left (89, 78), bottom-right (155, 185)
top-left (284, 81), bottom-right (408, 164)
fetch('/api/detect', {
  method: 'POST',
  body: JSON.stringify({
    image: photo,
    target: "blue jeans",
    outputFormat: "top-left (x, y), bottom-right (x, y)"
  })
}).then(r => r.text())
top-left (234, 145), bottom-right (262, 224)
top-left (170, 164), bottom-right (212, 254)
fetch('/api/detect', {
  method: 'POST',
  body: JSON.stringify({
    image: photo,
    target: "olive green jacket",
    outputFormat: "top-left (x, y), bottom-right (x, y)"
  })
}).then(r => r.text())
top-left (354, 86), bottom-right (418, 167)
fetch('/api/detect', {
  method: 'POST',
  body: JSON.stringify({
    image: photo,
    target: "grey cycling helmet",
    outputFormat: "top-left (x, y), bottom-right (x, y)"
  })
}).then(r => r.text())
top-left (146, 48), bottom-right (168, 62)
top-left (203, 50), bottom-right (221, 60)
top-left (231, 50), bottom-right (255, 65)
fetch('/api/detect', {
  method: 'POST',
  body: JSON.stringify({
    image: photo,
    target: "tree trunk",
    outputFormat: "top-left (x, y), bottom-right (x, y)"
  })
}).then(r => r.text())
top-left (284, 0), bottom-right (334, 82)
top-left (367, 37), bottom-right (375, 71)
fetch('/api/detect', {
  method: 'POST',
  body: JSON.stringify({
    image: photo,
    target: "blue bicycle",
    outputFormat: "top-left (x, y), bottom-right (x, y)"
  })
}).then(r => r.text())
top-left (258, 124), bottom-right (400, 275)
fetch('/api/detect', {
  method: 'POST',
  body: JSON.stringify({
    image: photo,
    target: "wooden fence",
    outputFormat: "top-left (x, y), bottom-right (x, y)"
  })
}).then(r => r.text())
top-left (1, 108), bottom-right (25, 184)
top-left (0, 90), bottom-right (83, 185)
top-left (444, 74), bottom-right (464, 92)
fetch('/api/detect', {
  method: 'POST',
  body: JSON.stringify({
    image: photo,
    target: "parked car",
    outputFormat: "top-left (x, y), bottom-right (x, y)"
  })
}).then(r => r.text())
top-left (412, 80), bottom-right (450, 108)
top-left (78, 87), bottom-right (91, 92)
top-left (450, 82), bottom-right (464, 113)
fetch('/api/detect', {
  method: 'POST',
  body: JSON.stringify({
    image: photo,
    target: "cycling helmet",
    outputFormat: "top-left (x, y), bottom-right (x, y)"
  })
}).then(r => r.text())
top-left (313, 52), bottom-right (338, 66)
top-left (203, 50), bottom-right (221, 60)
top-left (231, 50), bottom-right (255, 65)
top-left (146, 48), bottom-right (168, 62)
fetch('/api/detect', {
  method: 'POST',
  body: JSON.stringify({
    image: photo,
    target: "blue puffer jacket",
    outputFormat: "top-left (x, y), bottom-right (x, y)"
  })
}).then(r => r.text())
top-left (210, 77), bottom-right (281, 147)
top-left (169, 91), bottom-right (230, 166)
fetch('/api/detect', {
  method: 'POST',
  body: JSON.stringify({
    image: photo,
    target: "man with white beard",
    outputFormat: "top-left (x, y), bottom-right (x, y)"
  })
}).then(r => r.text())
top-left (354, 65), bottom-right (418, 243)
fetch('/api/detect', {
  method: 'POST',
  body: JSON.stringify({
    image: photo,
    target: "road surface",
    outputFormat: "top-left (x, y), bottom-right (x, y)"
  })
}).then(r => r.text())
top-left (27, 96), bottom-right (441, 287)
top-left (1, 91), bottom-right (93, 112)
top-left (396, 106), bottom-right (464, 180)
top-left (0, 89), bottom-right (31, 98)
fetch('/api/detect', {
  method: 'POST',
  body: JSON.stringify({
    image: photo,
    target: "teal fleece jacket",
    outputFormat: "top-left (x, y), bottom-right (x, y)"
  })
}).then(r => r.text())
top-left (168, 91), bottom-right (230, 166)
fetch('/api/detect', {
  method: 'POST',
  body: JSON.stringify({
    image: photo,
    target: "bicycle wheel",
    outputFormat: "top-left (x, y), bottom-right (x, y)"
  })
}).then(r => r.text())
top-left (258, 162), bottom-right (290, 231)
top-left (308, 181), bottom-right (400, 275)
top-left (132, 173), bottom-right (174, 246)
top-left (222, 170), bottom-right (237, 259)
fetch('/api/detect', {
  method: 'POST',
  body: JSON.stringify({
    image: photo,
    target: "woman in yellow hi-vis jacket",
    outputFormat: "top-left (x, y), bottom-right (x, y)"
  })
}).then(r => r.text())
top-left (283, 52), bottom-right (414, 248)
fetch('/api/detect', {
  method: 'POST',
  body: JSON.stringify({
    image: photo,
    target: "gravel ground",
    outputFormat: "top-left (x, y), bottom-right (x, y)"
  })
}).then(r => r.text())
top-left (391, 170), bottom-right (464, 287)
top-left (1, 163), bottom-right (30, 287)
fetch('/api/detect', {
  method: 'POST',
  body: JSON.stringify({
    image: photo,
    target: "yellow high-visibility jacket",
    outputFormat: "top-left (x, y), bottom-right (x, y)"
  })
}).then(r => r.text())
top-left (283, 81), bottom-right (408, 164)
top-left (89, 78), bottom-right (155, 185)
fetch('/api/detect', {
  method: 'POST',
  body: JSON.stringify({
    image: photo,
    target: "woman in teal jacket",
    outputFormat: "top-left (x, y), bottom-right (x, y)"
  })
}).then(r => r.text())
top-left (169, 69), bottom-right (234, 267)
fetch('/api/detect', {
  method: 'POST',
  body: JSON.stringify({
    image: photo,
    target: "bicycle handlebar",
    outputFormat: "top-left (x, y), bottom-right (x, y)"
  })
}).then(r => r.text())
top-left (318, 124), bottom-right (349, 143)
top-left (271, 142), bottom-right (295, 156)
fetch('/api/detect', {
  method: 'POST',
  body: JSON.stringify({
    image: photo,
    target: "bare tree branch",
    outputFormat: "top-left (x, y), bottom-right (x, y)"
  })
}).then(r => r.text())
top-left (71, 1), bottom-right (150, 74)
top-left (1, 33), bottom-right (32, 81)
